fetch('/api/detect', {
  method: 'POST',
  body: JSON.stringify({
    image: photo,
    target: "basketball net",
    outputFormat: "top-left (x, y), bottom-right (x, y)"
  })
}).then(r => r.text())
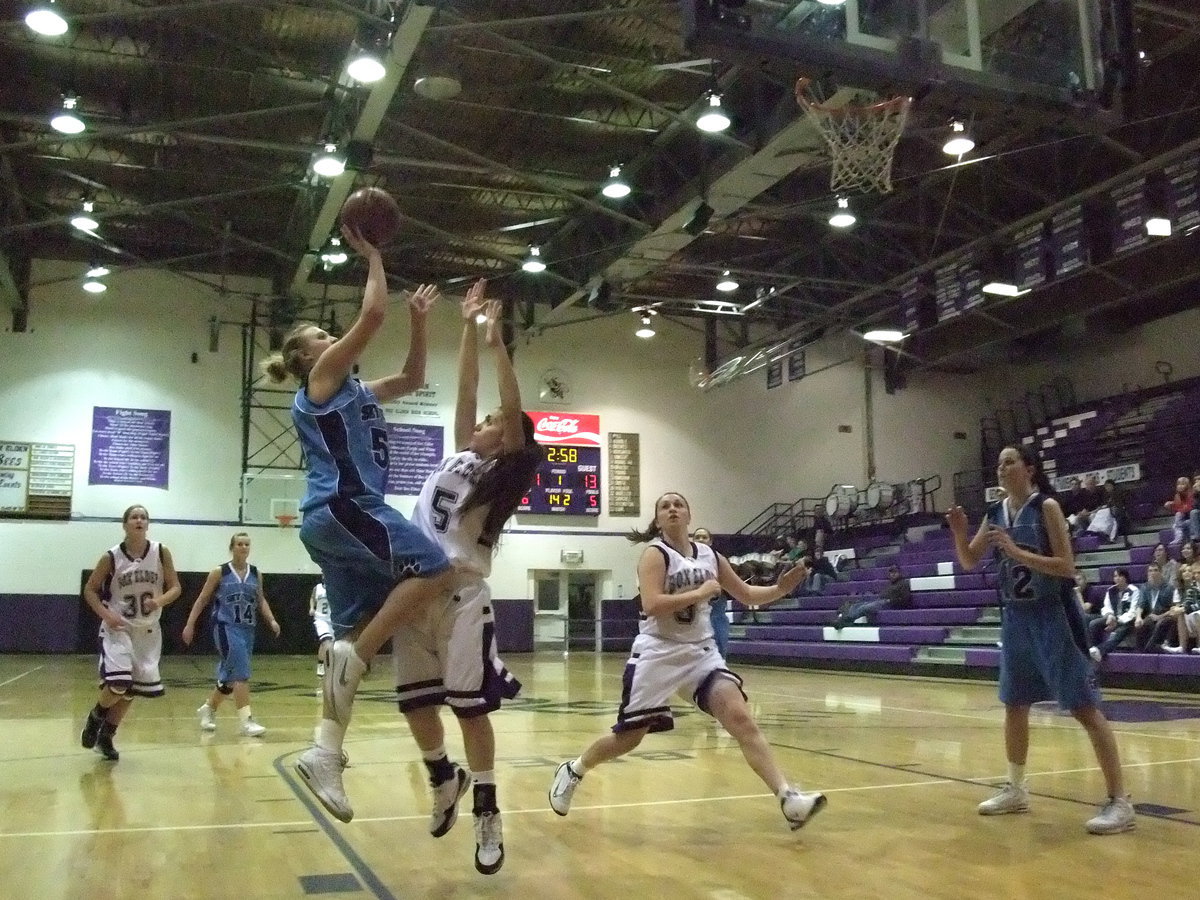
top-left (275, 513), bottom-right (296, 529)
top-left (795, 77), bottom-right (911, 195)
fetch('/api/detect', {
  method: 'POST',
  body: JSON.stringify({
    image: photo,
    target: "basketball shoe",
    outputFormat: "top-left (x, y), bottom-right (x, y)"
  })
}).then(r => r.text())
top-left (197, 703), bottom-right (216, 731)
top-left (95, 724), bottom-right (119, 761)
top-left (239, 719), bottom-right (266, 737)
top-left (780, 789), bottom-right (827, 830)
top-left (429, 764), bottom-right (471, 837)
top-left (80, 708), bottom-right (103, 749)
top-left (549, 761), bottom-right (583, 816)
top-left (977, 782), bottom-right (1030, 815)
top-left (297, 746), bottom-right (352, 822)
top-left (474, 811), bottom-right (504, 875)
top-left (1085, 796), bottom-right (1136, 834)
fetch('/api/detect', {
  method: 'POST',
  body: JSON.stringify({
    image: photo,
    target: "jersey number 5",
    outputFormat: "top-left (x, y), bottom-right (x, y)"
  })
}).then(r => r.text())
top-left (370, 427), bottom-right (389, 468)
top-left (431, 487), bottom-right (459, 533)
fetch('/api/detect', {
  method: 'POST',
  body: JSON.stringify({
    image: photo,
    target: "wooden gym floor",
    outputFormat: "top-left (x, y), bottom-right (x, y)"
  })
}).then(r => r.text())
top-left (1, 652), bottom-right (1197, 899)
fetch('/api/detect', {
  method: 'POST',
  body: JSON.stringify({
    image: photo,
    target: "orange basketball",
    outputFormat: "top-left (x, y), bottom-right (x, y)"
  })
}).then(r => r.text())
top-left (340, 186), bottom-right (401, 247)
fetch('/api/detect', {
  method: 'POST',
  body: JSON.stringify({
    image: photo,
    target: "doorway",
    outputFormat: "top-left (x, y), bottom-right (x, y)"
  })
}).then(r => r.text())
top-left (532, 569), bottom-right (601, 651)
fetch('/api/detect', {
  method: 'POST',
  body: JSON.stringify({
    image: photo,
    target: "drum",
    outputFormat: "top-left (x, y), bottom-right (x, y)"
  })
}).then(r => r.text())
top-left (866, 481), bottom-right (896, 510)
top-left (825, 486), bottom-right (857, 517)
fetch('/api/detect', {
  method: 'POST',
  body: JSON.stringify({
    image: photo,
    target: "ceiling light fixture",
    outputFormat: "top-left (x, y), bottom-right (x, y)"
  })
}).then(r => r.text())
top-left (312, 143), bottom-right (346, 178)
top-left (1145, 215), bottom-right (1171, 237)
top-left (602, 165), bottom-right (631, 199)
top-left (828, 196), bottom-right (856, 228)
top-left (347, 49), bottom-right (387, 84)
top-left (50, 94), bottom-right (85, 134)
top-left (25, 2), bottom-right (68, 36)
top-left (635, 314), bottom-right (656, 338)
top-left (86, 265), bottom-right (110, 278)
top-left (942, 120), bottom-right (975, 156)
top-left (817, 0), bottom-right (847, 5)
top-left (696, 92), bottom-right (731, 133)
top-left (71, 200), bottom-right (98, 232)
top-left (319, 236), bottom-right (348, 269)
top-left (860, 327), bottom-right (905, 343)
top-left (716, 270), bottom-right (739, 292)
top-left (521, 245), bottom-right (547, 273)
top-left (82, 277), bottom-right (107, 294)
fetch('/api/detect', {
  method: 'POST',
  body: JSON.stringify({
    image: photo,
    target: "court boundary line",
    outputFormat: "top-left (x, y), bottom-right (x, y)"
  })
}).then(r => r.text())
top-left (4, 754), bottom-right (1197, 840)
top-left (0, 665), bottom-right (43, 689)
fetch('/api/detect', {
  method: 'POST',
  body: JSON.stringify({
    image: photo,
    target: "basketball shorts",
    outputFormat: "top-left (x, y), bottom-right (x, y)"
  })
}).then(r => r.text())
top-left (612, 633), bottom-right (744, 734)
top-left (998, 600), bottom-right (1100, 711)
top-left (214, 623), bottom-right (256, 684)
top-left (300, 496), bottom-right (450, 638)
top-left (392, 580), bottom-right (521, 718)
top-left (99, 622), bottom-right (164, 697)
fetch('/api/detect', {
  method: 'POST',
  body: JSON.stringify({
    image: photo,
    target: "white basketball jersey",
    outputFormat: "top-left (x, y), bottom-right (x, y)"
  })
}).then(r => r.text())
top-left (105, 541), bottom-right (165, 626)
top-left (638, 538), bottom-right (717, 644)
top-left (413, 450), bottom-right (495, 578)
top-left (312, 582), bottom-right (331, 620)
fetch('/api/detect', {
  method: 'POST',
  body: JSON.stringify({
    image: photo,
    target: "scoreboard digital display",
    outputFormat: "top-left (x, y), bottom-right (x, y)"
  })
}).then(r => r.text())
top-left (519, 411), bottom-right (602, 516)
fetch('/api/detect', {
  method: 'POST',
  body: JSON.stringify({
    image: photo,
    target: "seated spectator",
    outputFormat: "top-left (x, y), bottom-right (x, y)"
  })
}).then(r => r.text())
top-left (1176, 565), bottom-right (1200, 654)
top-left (1191, 475), bottom-right (1200, 545)
top-left (796, 549), bottom-right (839, 596)
top-left (1059, 476), bottom-right (1083, 523)
top-left (1074, 570), bottom-right (1104, 631)
top-left (1088, 568), bottom-right (1144, 662)
top-left (1181, 541), bottom-right (1197, 567)
top-left (1069, 473), bottom-right (1104, 535)
top-left (1164, 476), bottom-right (1193, 546)
top-left (831, 565), bottom-right (912, 629)
top-left (811, 509), bottom-right (832, 554)
top-left (1139, 563), bottom-right (1182, 651)
top-left (784, 534), bottom-right (807, 563)
top-left (1152, 543), bottom-right (1179, 590)
top-left (1101, 479), bottom-right (1129, 541)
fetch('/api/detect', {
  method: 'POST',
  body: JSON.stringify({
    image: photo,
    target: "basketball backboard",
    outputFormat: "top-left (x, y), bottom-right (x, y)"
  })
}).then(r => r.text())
top-left (684, 0), bottom-right (1130, 115)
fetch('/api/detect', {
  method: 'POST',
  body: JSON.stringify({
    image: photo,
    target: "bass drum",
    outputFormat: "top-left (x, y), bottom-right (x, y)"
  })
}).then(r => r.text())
top-left (825, 486), bottom-right (857, 517)
top-left (866, 481), bottom-right (897, 510)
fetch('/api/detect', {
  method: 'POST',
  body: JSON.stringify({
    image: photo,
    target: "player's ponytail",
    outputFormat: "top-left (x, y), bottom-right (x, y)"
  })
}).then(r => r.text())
top-left (461, 412), bottom-right (544, 549)
top-left (261, 322), bottom-right (317, 383)
top-left (628, 492), bottom-right (691, 543)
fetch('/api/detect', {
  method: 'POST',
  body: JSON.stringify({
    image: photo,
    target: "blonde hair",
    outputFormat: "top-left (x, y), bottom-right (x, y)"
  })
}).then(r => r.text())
top-left (261, 322), bottom-right (318, 383)
top-left (229, 531), bottom-right (250, 550)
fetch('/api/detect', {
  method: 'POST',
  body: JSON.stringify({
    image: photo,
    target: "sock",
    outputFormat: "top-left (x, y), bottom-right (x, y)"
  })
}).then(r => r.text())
top-left (570, 756), bottom-right (589, 777)
top-left (422, 747), bottom-right (455, 783)
top-left (1008, 763), bottom-right (1026, 787)
top-left (776, 785), bottom-right (794, 801)
top-left (238, 706), bottom-right (253, 724)
top-left (473, 776), bottom-right (498, 815)
top-left (316, 719), bottom-right (347, 753)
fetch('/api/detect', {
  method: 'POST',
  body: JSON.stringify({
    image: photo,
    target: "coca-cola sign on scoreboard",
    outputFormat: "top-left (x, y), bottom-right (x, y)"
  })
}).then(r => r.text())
top-left (521, 411), bottom-right (602, 516)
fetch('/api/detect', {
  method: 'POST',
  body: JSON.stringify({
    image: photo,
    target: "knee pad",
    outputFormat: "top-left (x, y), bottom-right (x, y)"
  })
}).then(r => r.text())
top-left (217, 682), bottom-right (234, 696)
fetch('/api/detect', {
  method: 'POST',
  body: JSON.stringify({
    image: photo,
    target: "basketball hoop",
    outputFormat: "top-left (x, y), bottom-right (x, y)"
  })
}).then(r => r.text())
top-left (795, 77), bottom-right (912, 195)
top-left (275, 513), bottom-right (297, 529)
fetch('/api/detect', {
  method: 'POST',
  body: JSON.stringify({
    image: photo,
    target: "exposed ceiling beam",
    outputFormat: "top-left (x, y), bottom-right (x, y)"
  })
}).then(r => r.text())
top-left (288, 1), bottom-right (435, 296)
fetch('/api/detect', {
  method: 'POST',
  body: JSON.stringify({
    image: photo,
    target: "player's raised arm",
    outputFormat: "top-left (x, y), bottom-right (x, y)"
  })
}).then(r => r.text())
top-left (483, 298), bottom-right (526, 454)
top-left (716, 552), bottom-right (807, 608)
top-left (366, 281), bottom-right (440, 403)
top-left (947, 505), bottom-right (988, 570)
top-left (453, 280), bottom-right (486, 450)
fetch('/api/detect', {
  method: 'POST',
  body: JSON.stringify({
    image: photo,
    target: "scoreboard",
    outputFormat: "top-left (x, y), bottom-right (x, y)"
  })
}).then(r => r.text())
top-left (519, 412), bottom-right (602, 516)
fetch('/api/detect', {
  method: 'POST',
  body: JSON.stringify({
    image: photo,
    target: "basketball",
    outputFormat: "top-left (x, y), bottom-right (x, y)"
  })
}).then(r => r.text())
top-left (340, 186), bottom-right (401, 247)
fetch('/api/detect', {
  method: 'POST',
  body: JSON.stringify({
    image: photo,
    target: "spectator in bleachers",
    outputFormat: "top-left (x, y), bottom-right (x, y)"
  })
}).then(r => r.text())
top-left (1190, 475), bottom-right (1200, 545)
top-left (1082, 480), bottom-right (1125, 544)
top-left (1074, 571), bottom-right (1104, 632)
top-left (1139, 563), bottom-right (1182, 651)
top-left (831, 565), bottom-right (912, 629)
top-left (811, 509), bottom-right (832, 554)
top-left (1176, 565), bottom-right (1200, 654)
top-left (1088, 568), bottom-right (1144, 662)
top-left (1070, 474), bottom-right (1104, 536)
top-left (1181, 541), bottom-right (1196, 567)
top-left (1163, 476), bottom-right (1193, 546)
top-left (1152, 543), bottom-right (1178, 590)
top-left (1101, 479), bottom-right (1129, 541)
top-left (784, 534), bottom-right (807, 563)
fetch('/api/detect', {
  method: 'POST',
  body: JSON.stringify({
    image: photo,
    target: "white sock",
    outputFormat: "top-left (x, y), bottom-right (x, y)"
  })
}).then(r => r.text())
top-left (421, 746), bottom-right (448, 763)
top-left (1008, 763), bottom-right (1026, 787)
top-left (474, 770), bottom-right (495, 785)
top-left (317, 719), bottom-right (347, 752)
top-left (776, 785), bottom-right (794, 800)
top-left (238, 706), bottom-right (252, 723)
top-left (570, 756), bottom-right (590, 776)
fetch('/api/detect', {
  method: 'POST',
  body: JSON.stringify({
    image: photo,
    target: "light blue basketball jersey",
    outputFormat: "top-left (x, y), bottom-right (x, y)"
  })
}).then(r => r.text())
top-left (293, 378), bottom-right (388, 511)
top-left (212, 562), bottom-right (259, 627)
top-left (985, 493), bottom-right (1067, 604)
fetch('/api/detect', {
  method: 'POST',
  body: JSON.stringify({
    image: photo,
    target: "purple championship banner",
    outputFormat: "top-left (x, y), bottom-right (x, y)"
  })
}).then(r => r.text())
top-left (385, 423), bottom-right (444, 496)
top-left (89, 407), bottom-right (171, 488)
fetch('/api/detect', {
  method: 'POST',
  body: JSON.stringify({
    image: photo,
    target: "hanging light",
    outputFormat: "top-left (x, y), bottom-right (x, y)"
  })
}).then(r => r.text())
top-left (86, 264), bottom-right (110, 278)
top-left (50, 94), bottom-right (85, 134)
top-left (25, 2), bottom-right (68, 36)
top-left (319, 236), bottom-right (348, 270)
top-left (82, 271), bottom-right (107, 294)
top-left (71, 200), bottom-right (99, 232)
top-left (635, 314), bottom-right (656, 339)
top-left (828, 196), bottom-right (856, 228)
top-left (312, 143), bottom-right (346, 178)
top-left (601, 165), bottom-right (631, 199)
top-left (696, 93), bottom-right (731, 133)
top-left (716, 270), bottom-right (739, 292)
top-left (861, 327), bottom-right (905, 343)
top-left (817, 0), bottom-right (847, 5)
top-left (1145, 215), bottom-right (1172, 237)
top-left (347, 49), bottom-right (387, 84)
top-left (521, 245), bottom-right (547, 273)
top-left (942, 120), bottom-right (975, 156)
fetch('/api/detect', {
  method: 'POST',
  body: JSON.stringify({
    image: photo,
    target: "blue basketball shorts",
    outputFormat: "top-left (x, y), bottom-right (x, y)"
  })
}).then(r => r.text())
top-left (215, 623), bottom-right (256, 684)
top-left (300, 496), bottom-right (450, 638)
top-left (998, 601), bottom-right (1101, 711)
